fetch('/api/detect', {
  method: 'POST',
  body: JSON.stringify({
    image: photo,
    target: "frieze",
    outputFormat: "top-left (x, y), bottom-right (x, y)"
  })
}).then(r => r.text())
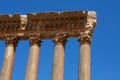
top-left (26, 11), bottom-right (87, 30)
top-left (0, 14), bottom-right (21, 30)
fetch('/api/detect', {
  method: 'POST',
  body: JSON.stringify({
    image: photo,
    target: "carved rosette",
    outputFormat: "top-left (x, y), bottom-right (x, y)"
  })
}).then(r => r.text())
top-left (4, 34), bottom-right (18, 47)
top-left (78, 28), bottom-right (93, 45)
top-left (29, 33), bottom-right (42, 46)
top-left (53, 33), bottom-right (67, 46)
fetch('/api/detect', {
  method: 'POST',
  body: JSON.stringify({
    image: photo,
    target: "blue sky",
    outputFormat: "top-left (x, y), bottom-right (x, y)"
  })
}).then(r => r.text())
top-left (0, 0), bottom-right (120, 80)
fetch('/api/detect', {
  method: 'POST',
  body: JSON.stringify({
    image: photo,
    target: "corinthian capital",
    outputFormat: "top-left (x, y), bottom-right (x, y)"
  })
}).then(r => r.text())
top-left (4, 34), bottom-right (18, 46)
top-left (53, 33), bottom-right (67, 45)
top-left (78, 28), bottom-right (93, 44)
top-left (29, 33), bottom-right (42, 46)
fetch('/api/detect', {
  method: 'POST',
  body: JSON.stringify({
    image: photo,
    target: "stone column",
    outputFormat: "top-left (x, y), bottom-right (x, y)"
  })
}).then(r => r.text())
top-left (0, 34), bottom-right (18, 80)
top-left (78, 29), bottom-right (92, 80)
top-left (51, 33), bottom-right (67, 80)
top-left (25, 33), bottom-right (41, 80)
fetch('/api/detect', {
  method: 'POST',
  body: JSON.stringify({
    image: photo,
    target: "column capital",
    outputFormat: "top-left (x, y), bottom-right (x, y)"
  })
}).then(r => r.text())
top-left (4, 34), bottom-right (18, 47)
top-left (53, 33), bottom-right (67, 45)
top-left (29, 33), bottom-right (42, 46)
top-left (78, 28), bottom-right (93, 44)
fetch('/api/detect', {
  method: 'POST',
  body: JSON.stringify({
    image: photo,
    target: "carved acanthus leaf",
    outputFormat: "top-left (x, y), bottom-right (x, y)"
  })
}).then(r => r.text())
top-left (53, 33), bottom-right (67, 45)
top-left (78, 28), bottom-right (93, 44)
top-left (29, 33), bottom-right (42, 46)
top-left (4, 34), bottom-right (18, 46)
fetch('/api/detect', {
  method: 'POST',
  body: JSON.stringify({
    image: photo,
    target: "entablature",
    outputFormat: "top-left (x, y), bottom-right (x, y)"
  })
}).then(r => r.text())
top-left (0, 11), bottom-right (96, 40)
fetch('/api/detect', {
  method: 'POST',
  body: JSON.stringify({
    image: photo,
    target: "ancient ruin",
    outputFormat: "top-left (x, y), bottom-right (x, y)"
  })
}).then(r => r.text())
top-left (0, 10), bottom-right (96, 80)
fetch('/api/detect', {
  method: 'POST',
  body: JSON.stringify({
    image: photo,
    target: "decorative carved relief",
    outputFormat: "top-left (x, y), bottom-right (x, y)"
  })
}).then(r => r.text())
top-left (0, 11), bottom-right (96, 40)
top-left (4, 34), bottom-right (18, 46)
top-left (78, 28), bottom-right (93, 44)
top-left (0, 14), bottom-right (21, 30)
top-left (29, 33), bottom-right (42, 46)
top-left (53, 33), bottom-right (67, 45)
top-left (27, 11), bottom-right (87, 30)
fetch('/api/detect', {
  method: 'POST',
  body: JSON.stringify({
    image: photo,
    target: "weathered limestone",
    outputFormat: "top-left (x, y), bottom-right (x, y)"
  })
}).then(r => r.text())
top-left (78, 28), bottom-right (92, 80)
top-left (0, 11), bottom-right (97, 80)
top-left (51, 33), bottom-right (67, 80)
top-left (25, 33), bottom-right (41, 80)
top-left (0, 11), bottom-right (96, 40)
top-left (0, 34), bottom-right (18, 80)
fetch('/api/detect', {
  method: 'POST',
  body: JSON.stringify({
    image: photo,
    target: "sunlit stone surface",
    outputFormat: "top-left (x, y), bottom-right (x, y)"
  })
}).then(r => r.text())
top-left (0, 10), bottom-right (96, 80)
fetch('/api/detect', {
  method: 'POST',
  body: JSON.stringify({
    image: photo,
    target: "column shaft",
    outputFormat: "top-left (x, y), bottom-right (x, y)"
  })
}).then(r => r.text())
top-left (78, 43), bottom-right (90, 80)
top-left (51, 33), bottom-right (67, 80)
top-left (25, 44), bottom-right (40, 80)
top-left (25, 33), bottom-right (41, 80)
top-left (51, 43), bottom-right (64, 80)
top-left (78, 29), bottom-right (92, 80)
top-left (0, 34), bottom-right (18, 80)
top-left (1, 44), bottom-right (15, 80)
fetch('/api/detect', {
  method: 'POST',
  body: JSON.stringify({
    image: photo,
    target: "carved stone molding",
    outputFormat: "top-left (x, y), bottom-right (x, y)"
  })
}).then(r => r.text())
top-left (78, 28), bottom-right (93, 44)
top-left (53, 33), bottom-right (67, 45)
top-left (29, 33), bottom-right (42, 46)
top-left (0, 14), bottom-right (21, 30)
top-left (0, 11), bottom-right (96, 40)
top-left (4, 34), bottom-right (18, 46)
top-left (27, 11), bottom-right (87, 30)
